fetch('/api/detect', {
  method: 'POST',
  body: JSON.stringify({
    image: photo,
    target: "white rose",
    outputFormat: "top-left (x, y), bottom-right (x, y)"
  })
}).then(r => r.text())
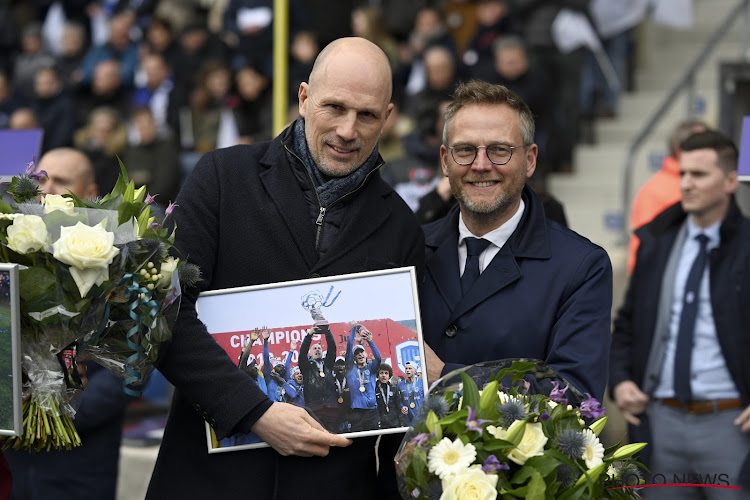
top-left (7, 215), bottom-right (49, 254)
top-left (440, 466), bottom-right (498, 500)
top-left (52, 221), bottom-right (120, 298)
top-left (489, 421), bottom-right (548, 466)
top-left (42, 194), bottom-right (76, 215)
top-left (157, 256), bottom-right (179, 288)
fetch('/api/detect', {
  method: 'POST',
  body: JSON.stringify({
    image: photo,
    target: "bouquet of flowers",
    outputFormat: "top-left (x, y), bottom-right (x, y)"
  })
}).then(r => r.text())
top-left (0, 159), bottom-right (199, 451)
top-left (395, 359), bottom-right (647, 500)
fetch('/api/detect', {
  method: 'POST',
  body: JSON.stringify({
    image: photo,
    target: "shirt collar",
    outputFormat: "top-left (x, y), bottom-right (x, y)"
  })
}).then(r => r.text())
top-left (686, 217), bottom-right (721, 249)
top-left (458, 198), bottom-right (526, 249)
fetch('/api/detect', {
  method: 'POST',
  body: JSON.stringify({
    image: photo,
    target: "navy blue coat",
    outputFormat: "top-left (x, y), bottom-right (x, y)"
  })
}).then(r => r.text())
top-left (610, 199), bottom-right (750, 476)
top-left (421, 186), bottom-right (612, 400)
top-left (147, 127), bottom-right (424, 499)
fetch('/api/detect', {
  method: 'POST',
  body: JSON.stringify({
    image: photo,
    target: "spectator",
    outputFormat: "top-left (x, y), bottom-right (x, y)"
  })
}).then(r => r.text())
top-left (627, 119), bottom-right (709, 274)
top-left (132, 51), bottom-right (178, 138)
top-left (287, 31), bottom-right (319, 106)
top-left (462, 0), bottom-right (515, 81)
top-left (74, 106), bottom-right (128, 193)
top-left (55, 22), bottom-right (88, 93)
top-left (0, 71), bottom-right (26, 129)
top-left (79, 10), bottom-right (139, 87)
top-left (124, 107), bottom-right (181, 206)
top-left (351, 7), bottom-right (400, 70)
top-left (12, 23), bottom-right (56, 99)
top-left (30, 66), bottom-right (76, 153)
top-left (233, 65), bottom-right (273, 145)
top-left (75, 59), bottom-right (132, 128)
top-left (7, 108), bottom-right (38, 130)
top-left (189, 60), bottom-right (238, 153)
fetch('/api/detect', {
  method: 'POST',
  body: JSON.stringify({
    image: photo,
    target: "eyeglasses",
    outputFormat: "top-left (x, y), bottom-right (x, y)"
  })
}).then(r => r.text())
top-left (448, 143), bottom-right (527, 166)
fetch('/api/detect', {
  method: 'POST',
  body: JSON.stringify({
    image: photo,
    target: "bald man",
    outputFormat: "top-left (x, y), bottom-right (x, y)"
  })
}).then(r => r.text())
top-left (146, 37), bottom-right (423, 499)
top-left (36, 147), bottom-right (98, 199)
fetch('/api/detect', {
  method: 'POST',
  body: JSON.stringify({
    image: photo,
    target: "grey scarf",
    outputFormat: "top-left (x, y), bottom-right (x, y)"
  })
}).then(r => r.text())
top-left (291, 117), bottom-right (381, 207)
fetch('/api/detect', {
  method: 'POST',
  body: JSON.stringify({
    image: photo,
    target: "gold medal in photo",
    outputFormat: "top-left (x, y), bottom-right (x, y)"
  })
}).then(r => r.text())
top-left (410, 402), bottom-right (415, 408)
top-left (360, 386), bottom-right (366, 392)
top-left (319, 372), bottom-right (325, 377)
top-left (338, 397), bottom-right (344, 404)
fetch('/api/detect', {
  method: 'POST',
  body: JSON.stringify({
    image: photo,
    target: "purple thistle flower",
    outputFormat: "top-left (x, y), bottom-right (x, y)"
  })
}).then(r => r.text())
top-left (466, 407), bottom-right (491, 435)
top-left (165, 201), bottom-right (178, 217)
top-left (579, 393), bottom-right (606, 419)
top-left (149, 221), bottom-right (159, 230)
top-left (550, 381), bottom-right (569, 405)
top-left (482, 455), bottom-right (510, 474)
top-left (539, 411), bottom-right (550, 421)
top-left (145, 193), bottom-right (157, 205)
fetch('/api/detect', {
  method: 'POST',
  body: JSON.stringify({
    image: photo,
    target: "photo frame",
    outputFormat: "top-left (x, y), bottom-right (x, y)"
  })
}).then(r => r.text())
top-left (197, 267), bottom-right (427, 453)
top-left (0, 263), bottom-right (22, 436)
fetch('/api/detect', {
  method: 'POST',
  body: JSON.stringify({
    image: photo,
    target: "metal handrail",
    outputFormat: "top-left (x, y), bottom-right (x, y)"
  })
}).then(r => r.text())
top-left (619, 0), bottom-right (750, 243)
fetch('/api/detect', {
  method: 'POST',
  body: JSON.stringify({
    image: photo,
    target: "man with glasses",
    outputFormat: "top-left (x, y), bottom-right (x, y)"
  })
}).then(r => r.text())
top-left (420, 81), bottom-right (612, 400)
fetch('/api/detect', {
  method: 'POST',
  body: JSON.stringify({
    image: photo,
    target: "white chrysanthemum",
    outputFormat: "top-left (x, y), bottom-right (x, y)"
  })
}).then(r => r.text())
top-left (427, 437), bottom-right (477, 479)
top-left (581, 429), bottom-right (604, 469)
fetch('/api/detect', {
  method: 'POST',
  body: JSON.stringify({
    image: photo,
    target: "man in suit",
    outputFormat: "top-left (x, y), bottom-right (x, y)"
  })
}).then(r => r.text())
top-left (610, 130), bottom-right (750, 497)
top-left (146, 37), bottom-right (423, 499)
top-left (421, 80), bottom-right (612, 400)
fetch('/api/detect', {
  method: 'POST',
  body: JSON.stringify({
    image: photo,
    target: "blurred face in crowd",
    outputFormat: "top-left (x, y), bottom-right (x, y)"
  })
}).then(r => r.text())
top-left (236, 67), bottom-right (268, 101)
top-left (494, 46), bottom-right (528, 81)
top-left (93, 60), bottom-right (122, 95)
top-left (205, 66), bottom-right (231, 100)
top-left (299, 38), bottom-right (393, 177)
top-left (62, 24), bottom-right (86, 57)
top-left (293, 370), bottom-right (303, 384)
top-left (310, 343), bottom-right (323, 360)
top-left (37, 149), bottom-right (98, 199)
top-left (291, 32), bottom-right (319, 63)
top-left (441, 103), bottom-right (536, 229)
top-left (89, 111), bottom-right (118, 147)
top-left (378, 369), bottom-right (390, 384)
top-left (477, 0), bottom-right (507, 26)
top-left (680, 148), bottom-right (738, 227)
top-left (9, 108), bottom-right (37, 129)
top-left (35, 68), bottom-right (60, 98)
top-left (133, 109), bottom-right (157, 144)
top-left (424, 46), bottom-right (455, 91)
top-left (143, 55), bottom-right (169, 90)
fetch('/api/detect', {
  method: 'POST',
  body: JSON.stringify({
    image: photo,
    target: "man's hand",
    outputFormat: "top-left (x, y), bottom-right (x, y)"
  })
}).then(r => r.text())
top-left (251, 402), bottom-right (352, 457)
top-left (76, 363), bottom-right (88, 388)
top-left (734, 405), bottom-right (750, 433)
top-left (401, 406), bottom-right (408, 415)
top-left (290, 341), bottom-right (298, 351)
top-left (261, 326), bottom-right (270, 340)
top-left (613, 381), bottom-right (649, 426)
top-left (360, 327), bottom-right (372, 342)
top-left (251, 328), bottom-right (260, 341)
top-left (423, 343), bottom-right (445, 386)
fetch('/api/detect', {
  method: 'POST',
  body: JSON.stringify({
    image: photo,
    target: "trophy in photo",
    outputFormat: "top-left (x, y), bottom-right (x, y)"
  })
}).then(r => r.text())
top-left (301, 286), bottom-right (340, 325)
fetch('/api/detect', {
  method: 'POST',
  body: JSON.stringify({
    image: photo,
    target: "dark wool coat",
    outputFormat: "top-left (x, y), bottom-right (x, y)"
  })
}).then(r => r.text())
top-left (147, 127), bottom-right (424, 499)
top-left (421, 185), bottom-right (612, 401)
top-left (610, 199), bottom-right (750, 476)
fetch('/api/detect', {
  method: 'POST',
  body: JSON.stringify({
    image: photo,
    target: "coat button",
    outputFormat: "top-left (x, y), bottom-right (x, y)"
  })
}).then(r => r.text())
top-left (445, 325), bottom-right (458, 337)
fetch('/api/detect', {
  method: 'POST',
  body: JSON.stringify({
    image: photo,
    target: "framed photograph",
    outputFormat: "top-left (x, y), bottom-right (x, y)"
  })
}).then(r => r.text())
top-left (0, 263), bottom-right (22, 436)
top-left (197, 267), bottom-right (427, 453)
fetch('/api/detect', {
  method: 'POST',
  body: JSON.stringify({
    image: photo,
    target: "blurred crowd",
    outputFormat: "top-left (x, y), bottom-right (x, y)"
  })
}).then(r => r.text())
top-left (0, 0), bottom-right (637, 211)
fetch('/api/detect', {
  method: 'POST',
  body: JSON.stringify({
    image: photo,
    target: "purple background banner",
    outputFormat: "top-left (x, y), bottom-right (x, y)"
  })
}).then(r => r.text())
top-left (0, 129), bottom-right (43, 176)
top-left (739, 116), bottom-right (750, 180)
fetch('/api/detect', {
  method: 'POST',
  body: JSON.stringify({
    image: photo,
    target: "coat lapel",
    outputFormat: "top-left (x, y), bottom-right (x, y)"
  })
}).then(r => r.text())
top-left (258, 140), bottom-right (319, 269)
top-left (425, 211), bottom-right (463, 310)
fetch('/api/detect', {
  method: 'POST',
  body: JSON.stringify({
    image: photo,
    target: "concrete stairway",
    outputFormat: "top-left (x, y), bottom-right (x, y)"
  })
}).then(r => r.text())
top-left (547, 0), bottom-right (750, 275)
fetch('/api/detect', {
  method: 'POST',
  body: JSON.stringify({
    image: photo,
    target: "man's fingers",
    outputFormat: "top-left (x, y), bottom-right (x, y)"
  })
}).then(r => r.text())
top-left (622, 411), bottom-right (641, 426)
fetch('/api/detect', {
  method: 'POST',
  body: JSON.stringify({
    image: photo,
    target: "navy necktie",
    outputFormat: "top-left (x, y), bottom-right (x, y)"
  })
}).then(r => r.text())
top-left (673, 233), bottom-right (710, 404)
top-left (461, 237), bottom-right (491, 295)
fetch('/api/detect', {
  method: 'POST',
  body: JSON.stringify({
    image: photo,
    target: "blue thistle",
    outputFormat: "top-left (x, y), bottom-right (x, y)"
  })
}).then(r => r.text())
top-left (497, 399), bottom-right (526, 428)
top-left (420, 395), bottom-right (450, 419)
top-left (178, 262), bottom-right (202, 288)
top-left (554, 429), bottom-right (585, 459)
top-left (557, 464), bottom-right (575, 487)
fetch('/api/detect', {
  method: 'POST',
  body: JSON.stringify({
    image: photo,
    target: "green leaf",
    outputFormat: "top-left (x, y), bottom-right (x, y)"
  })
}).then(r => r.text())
top-left (482, 439), bottom-right (517, 453)
top-left (0, 197), bottom-right (14, 214)
top-left (574, 463), bottom-right (606, 488)
top-left (480, 380), bottom-right (498, 411)
top-left (460, 371), bottom-right (480, 412)
top-left (411, 446), bottom-right (427, 485)
top-left (438, 408), bottom-right (467, 426)
top-left (19, 266), bottom-right (57, 303)
top-left (526, 471), bottom-right (546, 500)
top-left (504, 420), bottom-right (526, 446)
top-left (136, 206), bottom-right (152, 237)
top-left (118, 201), bottom-right (142, 226)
